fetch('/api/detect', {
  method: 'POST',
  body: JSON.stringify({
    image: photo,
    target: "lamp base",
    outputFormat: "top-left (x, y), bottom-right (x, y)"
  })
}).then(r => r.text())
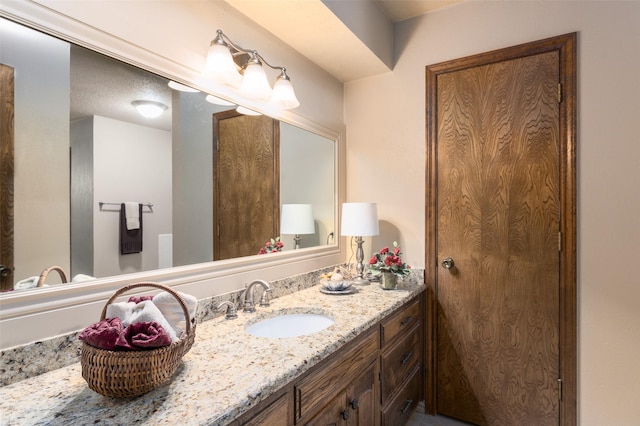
top-left (352, 276), bottom-right (371, 286)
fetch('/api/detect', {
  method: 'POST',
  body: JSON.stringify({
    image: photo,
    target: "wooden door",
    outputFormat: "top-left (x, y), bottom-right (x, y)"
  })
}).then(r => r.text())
top-left (213, 110), bottom-right (280, 260)
top-left (425, 34), bottom-right (577, 425)
top-left (0, 64), bottom-right (15, 291)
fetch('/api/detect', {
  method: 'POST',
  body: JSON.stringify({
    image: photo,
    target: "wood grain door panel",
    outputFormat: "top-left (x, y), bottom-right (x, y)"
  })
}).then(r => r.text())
top-left (213, 110), bottom-right (280, 260)
top-left (426, 34), bottom-right (577, 425)
top-left (0, 64), bottom-right (15, 291)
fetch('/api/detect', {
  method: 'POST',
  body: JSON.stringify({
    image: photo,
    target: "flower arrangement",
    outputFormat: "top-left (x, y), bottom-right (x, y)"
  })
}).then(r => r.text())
top-left (368, 241), bottom-right (411, 278)
top-left (258, 237), bottom-right (284, 254)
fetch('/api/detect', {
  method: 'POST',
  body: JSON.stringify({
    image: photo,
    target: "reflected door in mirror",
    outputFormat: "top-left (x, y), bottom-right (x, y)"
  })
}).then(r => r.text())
top-left (0, 64), bottom-right (15, 291)
top-left (213, 111), bottom-right (280, 260)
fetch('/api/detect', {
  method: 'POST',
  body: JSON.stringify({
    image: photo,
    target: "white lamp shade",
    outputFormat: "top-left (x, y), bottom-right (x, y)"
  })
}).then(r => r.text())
top-left (270, 77), bottom-right (300, 109)
top-left (205, 94), bottom-right (235, 106)
top-left (205, 43), bottom-right (242, 87)
top-left (341, 202), bottom-right (379, 236)
top-left (239, 62), bottom-right (272, 100)
top-left (132, 101), bottom-right (167, 119)
top-left (281, 204), bottom-right (315, 235)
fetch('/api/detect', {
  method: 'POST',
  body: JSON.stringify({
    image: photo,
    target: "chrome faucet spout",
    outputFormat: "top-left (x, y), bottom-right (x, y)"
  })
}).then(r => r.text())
top-left (243, 279), bottom-right (272, 313)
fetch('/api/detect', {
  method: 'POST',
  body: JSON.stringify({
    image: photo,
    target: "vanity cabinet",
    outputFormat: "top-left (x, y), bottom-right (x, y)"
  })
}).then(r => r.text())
top-left (379, 298), bottom-right (423, 425)
top-left (295, 327), bottom-right (379, 425)
top-left (233, 293), bottom-right (424, 426)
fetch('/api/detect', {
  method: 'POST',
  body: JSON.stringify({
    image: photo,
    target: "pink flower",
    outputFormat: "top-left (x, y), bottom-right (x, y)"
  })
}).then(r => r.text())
top-left (369, 256), bottom-right (378, 265)
top-left (380, 247), bottom-right (389, 255)
top-left (394, 247), bottom-right (400, 255)
top-left (258, 247), bottom-right (267, 255)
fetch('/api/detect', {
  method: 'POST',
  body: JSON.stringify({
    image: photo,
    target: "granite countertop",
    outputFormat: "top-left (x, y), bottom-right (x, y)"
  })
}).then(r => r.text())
top-left (0, 280), bottom-right (425, 425)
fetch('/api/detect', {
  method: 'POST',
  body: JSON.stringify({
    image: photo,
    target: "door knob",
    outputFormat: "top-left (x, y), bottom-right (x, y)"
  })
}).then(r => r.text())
top-left (0, 265), bottom-right (11, 278)
top-left (441, 257), bottom-right (455, 270)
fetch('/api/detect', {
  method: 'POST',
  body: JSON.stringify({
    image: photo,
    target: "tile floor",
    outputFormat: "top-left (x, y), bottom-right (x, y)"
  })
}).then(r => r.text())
top-left (408, 408), bottom-right (473, 426)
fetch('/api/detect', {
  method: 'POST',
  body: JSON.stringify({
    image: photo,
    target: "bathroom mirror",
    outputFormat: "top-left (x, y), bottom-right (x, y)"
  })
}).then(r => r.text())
top-left (0, 17), bottom-right (336, 292)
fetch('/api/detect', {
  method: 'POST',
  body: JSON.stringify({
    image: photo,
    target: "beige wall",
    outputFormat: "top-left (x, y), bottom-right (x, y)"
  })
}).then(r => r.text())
top-left (345, 1), bottom-right (640, 424)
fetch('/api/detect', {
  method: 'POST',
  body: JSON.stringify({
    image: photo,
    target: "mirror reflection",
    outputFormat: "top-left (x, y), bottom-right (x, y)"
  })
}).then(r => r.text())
top-left (0, 17), bottom-right (335, 292)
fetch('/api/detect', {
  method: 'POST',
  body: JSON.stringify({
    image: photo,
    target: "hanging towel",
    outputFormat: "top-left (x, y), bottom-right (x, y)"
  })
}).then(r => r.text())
top-left (124, 201), bottom-right (140, 230)
top-left (120, 202), bottom-right (143, 254)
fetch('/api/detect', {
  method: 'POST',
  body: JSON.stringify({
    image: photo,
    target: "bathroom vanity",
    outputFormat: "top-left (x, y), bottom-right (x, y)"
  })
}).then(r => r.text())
top-left (0, 280), bottom-right (425, 425)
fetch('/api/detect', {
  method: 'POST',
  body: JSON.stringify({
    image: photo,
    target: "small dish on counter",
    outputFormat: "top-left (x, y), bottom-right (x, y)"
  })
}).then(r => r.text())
top-left (320, 279), bottom-right (353, 292)
top-left (320, 280), bottom-right (358, 295)
top-left (320, 286), bottom-right (359, 296)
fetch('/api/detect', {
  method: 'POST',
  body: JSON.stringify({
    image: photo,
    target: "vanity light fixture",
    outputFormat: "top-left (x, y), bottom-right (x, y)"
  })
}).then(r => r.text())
top-left (132, 100), bottom-right (167, 119)
top-left (281, 204), bottom-right (315, 249)
top-left (205, 29), bottom-right (300, 109)
top-left (341, 202), bottom-right (380, 284)
top-left (236, 106), bottom-right (262, 116)
top-left (205, 94), bottom-right (235, 106)
top-left (168, 80), bottom-right (199, 93)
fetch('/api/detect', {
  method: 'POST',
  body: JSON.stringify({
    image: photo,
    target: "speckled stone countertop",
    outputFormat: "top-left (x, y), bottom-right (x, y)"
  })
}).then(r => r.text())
top-left (0, 280), bottom-right (424, 425)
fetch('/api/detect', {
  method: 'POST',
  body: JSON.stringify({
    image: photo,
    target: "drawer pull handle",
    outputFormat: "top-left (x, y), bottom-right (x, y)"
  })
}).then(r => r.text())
top-left (341, 409), bottom-right (349, 420)
top-left (401, 399), bottom-right (414, 414)
top-left (400, 315), bottom-right (413, 326)
top-left (400, 351), bottom-right (414, 364)
top-left (350, 398), bottom-right (359, 410)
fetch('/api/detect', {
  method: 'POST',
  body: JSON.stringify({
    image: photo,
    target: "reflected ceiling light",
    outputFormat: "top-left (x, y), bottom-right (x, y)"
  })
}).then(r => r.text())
top-left (168, 80), bottom-right (199, 93)
top-left (205, 29), bottom-right (299, 109)
top-left (205, 94), bottom-right (235, 106)
top-left (236, 106), bottom-right (261, 116)
top-left (132, 100), bottom-right (167, 118)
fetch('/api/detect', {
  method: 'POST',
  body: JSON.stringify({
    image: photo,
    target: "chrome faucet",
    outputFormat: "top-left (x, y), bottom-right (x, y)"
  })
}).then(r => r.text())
top-left (243, 279), bottom-right (272, 313)
top-left (217, 301), bottom-right (238, 320)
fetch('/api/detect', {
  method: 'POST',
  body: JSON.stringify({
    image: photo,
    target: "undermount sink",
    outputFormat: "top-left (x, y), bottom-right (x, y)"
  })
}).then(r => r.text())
top-left (245, 310), bottom-right (335, 338)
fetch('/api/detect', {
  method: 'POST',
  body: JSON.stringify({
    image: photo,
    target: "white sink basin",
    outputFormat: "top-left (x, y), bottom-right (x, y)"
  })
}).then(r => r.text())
top-left (245, 312), bottom-right (335, 338)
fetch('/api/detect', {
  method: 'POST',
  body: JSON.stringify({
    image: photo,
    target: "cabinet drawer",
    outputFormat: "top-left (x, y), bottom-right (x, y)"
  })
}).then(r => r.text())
top-left (380, 323), bottom-right (421, 403)
top-left (295, 328), bottom-right (378, 423)
top-left (381, 366), bottom-right (421, 426)
top-left (240, 391), bottom-right (290, 426)
top-left (380, 299), bottom-right (421, 347)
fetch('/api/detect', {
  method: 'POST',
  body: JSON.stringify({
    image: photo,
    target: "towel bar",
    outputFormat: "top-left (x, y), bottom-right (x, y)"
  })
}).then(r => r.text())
top-left (99, 202), bottom-right (154, 210)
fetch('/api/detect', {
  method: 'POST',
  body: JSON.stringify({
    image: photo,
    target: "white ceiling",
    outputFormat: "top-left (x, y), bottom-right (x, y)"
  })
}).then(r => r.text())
top-left (223, 0), bottom-right (464, 82)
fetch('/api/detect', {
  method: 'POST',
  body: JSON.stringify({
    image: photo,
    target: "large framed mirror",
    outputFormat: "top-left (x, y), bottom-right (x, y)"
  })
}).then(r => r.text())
top-left (0, 16), bottom-right (337, 293)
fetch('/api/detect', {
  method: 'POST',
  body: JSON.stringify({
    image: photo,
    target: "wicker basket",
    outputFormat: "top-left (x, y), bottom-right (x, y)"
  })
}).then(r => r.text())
top-left (81, 282), bottom-right (196, 398)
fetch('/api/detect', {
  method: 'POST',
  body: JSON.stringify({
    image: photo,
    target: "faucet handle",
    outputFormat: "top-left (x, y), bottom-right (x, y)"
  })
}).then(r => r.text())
top-left (217, 301), bottom-right (238, 320)
top-left (259, 289), bottom-right (271, 307)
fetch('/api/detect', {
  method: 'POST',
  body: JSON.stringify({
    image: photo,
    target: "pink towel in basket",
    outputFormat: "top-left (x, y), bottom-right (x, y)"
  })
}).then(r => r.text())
top-left (78, 317), bottom-right (124, 350)
top-left (114, 321), bottom-right (172, 350)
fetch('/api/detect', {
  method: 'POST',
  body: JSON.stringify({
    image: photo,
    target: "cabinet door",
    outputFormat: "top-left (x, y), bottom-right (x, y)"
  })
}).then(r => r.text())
top-left (240, 391), bottom-right (290, 426)
top-left (347, 359), bottom-right (379, 426)
top-left (305, 390), bottom-right (348, 426)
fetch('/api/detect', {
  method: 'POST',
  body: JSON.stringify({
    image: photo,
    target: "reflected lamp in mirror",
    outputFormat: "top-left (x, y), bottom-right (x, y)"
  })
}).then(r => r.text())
top-left (340, 202), bottom-right (379, 284)
top-left (281, 204), bottom-right (315, 249)
top-left (204, 29), bottom-right (300, 109)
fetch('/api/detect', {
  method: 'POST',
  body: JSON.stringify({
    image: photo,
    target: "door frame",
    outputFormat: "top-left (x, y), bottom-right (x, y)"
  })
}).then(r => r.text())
top-left (425, 33), bottom-right (577, 424)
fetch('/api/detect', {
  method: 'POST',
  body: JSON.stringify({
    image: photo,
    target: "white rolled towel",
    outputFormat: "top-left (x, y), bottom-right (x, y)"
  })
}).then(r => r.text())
top-left (72, 274), bottom-right (96, 282)
top-left (106, 301), bottom-right (136, 324)
top-left (129, 300), bottom-right (178, 343)
top-left (153, 291), bottom-right (198, 338)
top-left (14, 276), bottom-right (43, 290)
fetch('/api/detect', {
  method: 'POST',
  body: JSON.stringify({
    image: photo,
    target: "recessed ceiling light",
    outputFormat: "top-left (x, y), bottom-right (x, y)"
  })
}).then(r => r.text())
top-left (132, 100), bottom-right (168, 118)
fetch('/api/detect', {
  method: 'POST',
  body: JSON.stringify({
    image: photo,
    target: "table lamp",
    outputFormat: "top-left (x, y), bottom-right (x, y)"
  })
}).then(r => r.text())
top-left (340, 202), bottom-right (379, 284)
top-left (281, 204), bottom-right (315, 249)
